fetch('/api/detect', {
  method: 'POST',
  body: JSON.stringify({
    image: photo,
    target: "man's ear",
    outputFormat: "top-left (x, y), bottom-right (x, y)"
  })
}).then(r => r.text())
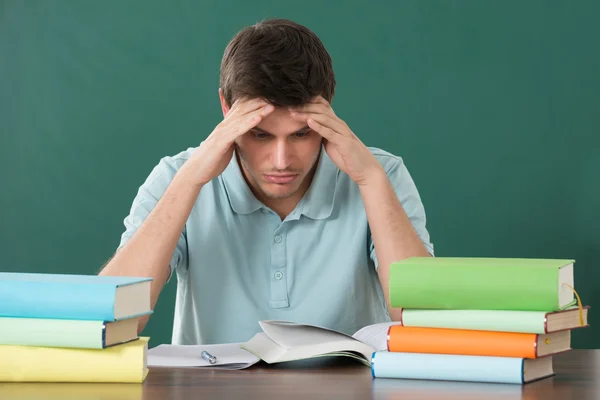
top-left (219, 88), bottom-right (230, 117)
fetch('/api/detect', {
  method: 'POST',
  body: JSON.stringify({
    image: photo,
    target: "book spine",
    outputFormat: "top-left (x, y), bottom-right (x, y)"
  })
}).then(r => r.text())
top-left (0, 317), bottom-right (105, 348)
top-left (102, 322), bottom-right (107, 348)
top-left (520, 359), bottom-right (525, 384)
top-left (401, 309), bottom-right (548, 334)
top-left (0, 281), bottom-right (116, 320)
top-left (371, 352), bottom-right (525, 384)
top-left (389, 263), bottom-right (559, 311)
top-left (387, 326), bottom-right (537, 358)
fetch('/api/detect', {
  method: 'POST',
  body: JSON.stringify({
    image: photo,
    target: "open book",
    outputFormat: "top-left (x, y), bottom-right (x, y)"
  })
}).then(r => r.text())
top-left (146, 320), bottom-right (397, 370)
top-left (241, 320), bottom-right (401, 367)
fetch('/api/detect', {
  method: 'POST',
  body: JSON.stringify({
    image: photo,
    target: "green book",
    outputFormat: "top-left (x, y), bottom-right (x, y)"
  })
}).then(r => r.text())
top-left (401, 306), bottom-right (589, 334)
top-left (0, 316), bottom-right (140, 349)
top-left (389, 257), bottom-right (576, 311)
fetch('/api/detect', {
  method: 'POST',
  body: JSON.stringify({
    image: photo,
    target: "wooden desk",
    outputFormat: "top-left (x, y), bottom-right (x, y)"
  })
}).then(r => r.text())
top-left (1, 350), bottom-right (597, 400)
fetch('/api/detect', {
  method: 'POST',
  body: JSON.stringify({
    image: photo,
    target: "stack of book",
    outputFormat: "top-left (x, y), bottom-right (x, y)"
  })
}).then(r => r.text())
top-left (372, 257), bottom-right (590, 384)
top-left (0, 272), bottom-right (152, 383)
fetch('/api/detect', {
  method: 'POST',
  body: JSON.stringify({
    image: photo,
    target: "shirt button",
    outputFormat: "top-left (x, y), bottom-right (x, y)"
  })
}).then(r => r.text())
top-left (274, 271), bottom-right (283, 280)
top-left (274, 235), bottom-right (283, 243)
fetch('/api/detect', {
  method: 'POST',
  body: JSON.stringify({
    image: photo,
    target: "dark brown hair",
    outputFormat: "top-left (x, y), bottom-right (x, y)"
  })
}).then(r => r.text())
top-left (220, 19), bottom-right (335, 107)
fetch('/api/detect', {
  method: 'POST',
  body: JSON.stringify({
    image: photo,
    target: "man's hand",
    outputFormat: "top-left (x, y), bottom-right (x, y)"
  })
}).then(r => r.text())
top-left (184, 98), bottom-right (274, 187)
top-left (289, 96), bottom-right (384, 186)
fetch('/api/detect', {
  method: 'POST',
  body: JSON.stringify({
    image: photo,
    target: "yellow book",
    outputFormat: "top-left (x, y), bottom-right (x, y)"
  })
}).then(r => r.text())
top-left (0, 382), bottom-right (143, 400)
top-left (0, 337), bottom-right (149, 382)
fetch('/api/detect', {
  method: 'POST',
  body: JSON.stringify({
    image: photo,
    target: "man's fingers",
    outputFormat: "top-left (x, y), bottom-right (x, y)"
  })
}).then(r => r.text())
top-left (311, 95), bottom-right (330, 106)
top-left (289, 111), bottom-right (346, 137)
top-left (240, 97), bottom-right (271, 115)
top-left (222, 98), bottom-right (271, 130)
top-left (225, 103), bottom-right (275, 141)
top-left (306, 118), bottom-right (339, 143)
top-left (228, 97), bottom-right (270, 118)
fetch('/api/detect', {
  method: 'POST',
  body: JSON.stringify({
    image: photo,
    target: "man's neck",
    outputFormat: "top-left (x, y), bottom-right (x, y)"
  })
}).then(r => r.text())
top-left (263, 196), bottom-right (302, 221)
top-left (258, 170), bottom-right (316, 220)
top-left (238, 156), bottom-right (318, 221)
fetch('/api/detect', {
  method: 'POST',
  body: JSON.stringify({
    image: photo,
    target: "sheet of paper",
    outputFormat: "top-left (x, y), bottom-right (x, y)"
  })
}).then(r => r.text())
top-left (148, 342), bottom-right (260, 370)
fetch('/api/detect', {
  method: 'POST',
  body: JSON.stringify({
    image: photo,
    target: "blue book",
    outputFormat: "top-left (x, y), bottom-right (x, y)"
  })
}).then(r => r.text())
top-left (371, 352), bottom-right (554, 384)
top-left (0, 272), bottom-right (152, 321)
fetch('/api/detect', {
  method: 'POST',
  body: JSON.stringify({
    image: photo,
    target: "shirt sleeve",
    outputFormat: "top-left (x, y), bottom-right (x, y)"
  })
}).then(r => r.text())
top-left (369, 156), bottom-right (434, 269)
top-left (117, 156), bottom-right (189, 282)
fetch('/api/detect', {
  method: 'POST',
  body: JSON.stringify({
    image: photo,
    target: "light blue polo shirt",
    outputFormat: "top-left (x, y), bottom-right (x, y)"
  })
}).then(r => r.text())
top-left (118, 145), bottom-right (434, 345)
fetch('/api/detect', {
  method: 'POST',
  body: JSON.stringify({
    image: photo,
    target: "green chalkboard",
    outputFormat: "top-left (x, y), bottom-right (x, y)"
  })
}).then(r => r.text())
top-left (1, 1), bottom-right (598, 348)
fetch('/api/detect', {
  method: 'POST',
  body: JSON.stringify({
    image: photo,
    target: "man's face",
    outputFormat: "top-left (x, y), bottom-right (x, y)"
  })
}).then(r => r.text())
top-left (234, 106), bottom-right (323, 201)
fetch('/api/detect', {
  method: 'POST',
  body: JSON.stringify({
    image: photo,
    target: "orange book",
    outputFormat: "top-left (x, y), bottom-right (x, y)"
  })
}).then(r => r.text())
top-left (387, 326), bottom-right (571, 358)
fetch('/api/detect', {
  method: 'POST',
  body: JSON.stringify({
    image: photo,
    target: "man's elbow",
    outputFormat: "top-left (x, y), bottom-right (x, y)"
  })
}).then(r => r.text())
top-left (137, 314), bottom-right (151, 335)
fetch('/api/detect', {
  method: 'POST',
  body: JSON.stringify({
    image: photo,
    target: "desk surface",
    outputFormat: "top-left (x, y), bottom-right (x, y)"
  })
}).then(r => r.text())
top-left (1, 350), bottom-right (598, 400)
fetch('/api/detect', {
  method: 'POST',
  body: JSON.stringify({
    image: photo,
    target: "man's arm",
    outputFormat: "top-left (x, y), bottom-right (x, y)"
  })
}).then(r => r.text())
top-left (100, 170), bottom-right (202, 333)
top-left (100, 97), bottom-right (275, 334)
top-left (287, 96), bottom-right (432, 321)
top-left (359, 171), bottom-right (431, 321)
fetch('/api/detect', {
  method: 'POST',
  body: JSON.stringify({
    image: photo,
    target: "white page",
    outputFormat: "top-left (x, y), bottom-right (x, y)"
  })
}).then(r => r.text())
top-left (148, 342), bottom-right (260, 370)
top-left (351, 321), bottom-right (402, 351)
top-left (242, 332), bottom-right (373, 365)
top-left (259, 321), bottom-right (355, 348)
top-left (259, 320), bottom-right (401, 351)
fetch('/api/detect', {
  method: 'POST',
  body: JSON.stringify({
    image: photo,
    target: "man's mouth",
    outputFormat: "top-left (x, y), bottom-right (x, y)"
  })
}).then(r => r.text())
top-left (263, 174), bottom-right (298, 184)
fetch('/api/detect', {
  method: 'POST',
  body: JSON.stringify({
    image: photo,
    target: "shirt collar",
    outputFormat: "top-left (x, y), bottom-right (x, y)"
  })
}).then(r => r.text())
top-left (299, 146), bottom-right (338, 220)
top-left (221, 152), bottom-right (264, 215)
top-left (221, 146), bottom-right (338, 219)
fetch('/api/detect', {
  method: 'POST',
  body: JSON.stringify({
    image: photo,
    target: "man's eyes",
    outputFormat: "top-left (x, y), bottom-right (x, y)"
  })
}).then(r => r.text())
top-left (250, 131), bottom-right (311, 140)
top-left (253, 132), bottom-right (269, 140)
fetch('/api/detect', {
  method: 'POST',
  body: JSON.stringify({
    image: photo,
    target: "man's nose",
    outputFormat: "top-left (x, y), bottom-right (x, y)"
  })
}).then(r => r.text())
top-left (272, 140), bottom-right (292, 170)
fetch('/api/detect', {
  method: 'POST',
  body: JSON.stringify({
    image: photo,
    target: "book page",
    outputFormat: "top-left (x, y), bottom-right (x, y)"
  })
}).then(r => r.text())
top-left (352, 321), bottom-right (402, 351)
top-left (147, 342), bottom-right (259, 370)
top-left (259, 321), bottom-right (357, 349)
top-left (241, 333), bottom-right (288, 363)
top-left (242, 332), bottom-right (373, 365)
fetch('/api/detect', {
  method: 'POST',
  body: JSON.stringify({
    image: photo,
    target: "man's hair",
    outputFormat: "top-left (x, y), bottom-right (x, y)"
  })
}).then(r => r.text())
top-left (220, 19), bottom-right (336, 107)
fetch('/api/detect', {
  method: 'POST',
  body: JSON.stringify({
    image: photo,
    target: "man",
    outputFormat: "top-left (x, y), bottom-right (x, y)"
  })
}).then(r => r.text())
top-left (100, 18), bottom-right (434, 345)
